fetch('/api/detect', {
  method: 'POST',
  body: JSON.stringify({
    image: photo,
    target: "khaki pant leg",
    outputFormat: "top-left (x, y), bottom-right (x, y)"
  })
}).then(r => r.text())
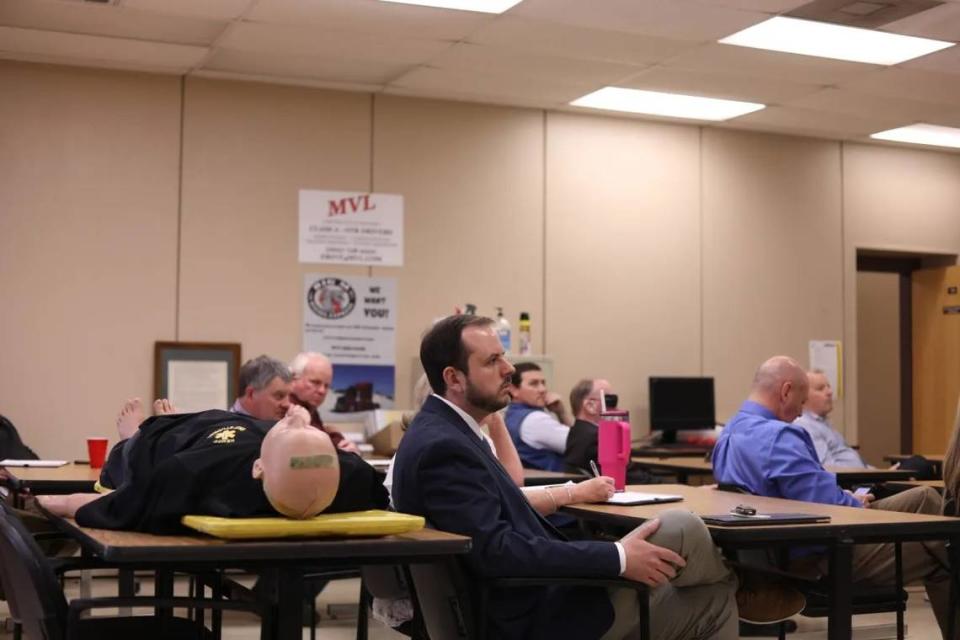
top-left (602, 510), bottom-right (739, 640)
top-left (818, 487), bottom-right (956, 639)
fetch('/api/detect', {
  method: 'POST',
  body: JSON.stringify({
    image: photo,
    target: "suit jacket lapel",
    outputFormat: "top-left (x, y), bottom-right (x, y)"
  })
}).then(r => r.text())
top-left (420, 396), bottom-right (568, 541)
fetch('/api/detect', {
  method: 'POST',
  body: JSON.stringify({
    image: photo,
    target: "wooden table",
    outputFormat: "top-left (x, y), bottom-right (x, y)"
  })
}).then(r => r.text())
top-left (630, 457), bottom-right (918, 486)
top-left (1, 463), bottom-right (100, 506)
top-left (631, 446), bottom-right (712, 458)
top-left (825, 466), bottom-right (917, 486)
top-left (885, 479), bottom-right (946, 493)
top-left (522, 468), bottom-right (585, 486)
top-left (563, 484), bottom-right (960, 640)
top-left (42, 512), bottom-right (471, 640)
top-left (630, 457), bottom-right (714, 483)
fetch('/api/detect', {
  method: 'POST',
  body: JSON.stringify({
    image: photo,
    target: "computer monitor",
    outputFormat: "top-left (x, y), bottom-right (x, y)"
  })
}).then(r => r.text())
top-left (648, 377), bottom-right (715, 445)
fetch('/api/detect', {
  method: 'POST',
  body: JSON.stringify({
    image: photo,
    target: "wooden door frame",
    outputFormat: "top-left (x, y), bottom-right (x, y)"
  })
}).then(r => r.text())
top-left (856, 253), bottom-right (922, 453)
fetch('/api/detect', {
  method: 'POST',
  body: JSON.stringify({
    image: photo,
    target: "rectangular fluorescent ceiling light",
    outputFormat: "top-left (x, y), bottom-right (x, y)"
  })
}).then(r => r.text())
top-left (378, 0), bottom-right (523, 13)
top-left (719, 16), bottom-right (953, 65)
top-left (871, 123), bottom-right (960, 149)
top-left (570, 87), bottom-right (764, 121)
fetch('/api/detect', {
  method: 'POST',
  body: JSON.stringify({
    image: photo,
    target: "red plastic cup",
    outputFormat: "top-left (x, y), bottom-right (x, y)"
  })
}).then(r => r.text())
top-left (87, 437), bottom-right (109, 469)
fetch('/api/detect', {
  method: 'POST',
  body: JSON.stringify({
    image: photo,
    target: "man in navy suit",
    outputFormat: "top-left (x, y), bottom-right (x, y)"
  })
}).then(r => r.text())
top-left (393, 315), bottom-right (739, 640)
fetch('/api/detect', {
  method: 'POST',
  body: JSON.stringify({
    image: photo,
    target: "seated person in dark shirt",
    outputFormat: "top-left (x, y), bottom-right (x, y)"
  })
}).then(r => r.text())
top-left (38, 405), bottom-right (387, 533)
top-left (564, 378), bottom-right (662, 484)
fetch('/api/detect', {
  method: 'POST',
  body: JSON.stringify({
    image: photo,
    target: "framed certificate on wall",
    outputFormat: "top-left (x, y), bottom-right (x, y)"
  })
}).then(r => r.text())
top-left (154, 341), bottom-right (241, 412)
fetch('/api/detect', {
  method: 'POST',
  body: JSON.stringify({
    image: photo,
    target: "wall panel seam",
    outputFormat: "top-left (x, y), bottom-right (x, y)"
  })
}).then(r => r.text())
top-left (175, 75), bottom-right (186, 340)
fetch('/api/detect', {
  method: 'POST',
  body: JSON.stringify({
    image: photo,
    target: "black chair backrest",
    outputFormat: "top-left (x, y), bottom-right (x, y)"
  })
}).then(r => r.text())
top-left (407, 558), bottom-right (478, 639)
top-left (0, 415), bottom-right (39, 460)
top-left (0, 504), bottom-right (68, 640)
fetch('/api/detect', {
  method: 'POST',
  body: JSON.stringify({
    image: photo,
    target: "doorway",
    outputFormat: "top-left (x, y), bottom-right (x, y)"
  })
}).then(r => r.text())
top-left (856, 250), bottom-right (956, 460)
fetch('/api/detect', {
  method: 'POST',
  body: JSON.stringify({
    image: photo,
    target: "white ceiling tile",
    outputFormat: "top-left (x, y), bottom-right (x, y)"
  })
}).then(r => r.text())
top-left (123, 0), bottom-right (254, 21)
top-left (841, 67), bottom-right (960, 104)
top-left (467, 16), bottom-right (691, 65)
top-left (881, 3), bottom-right (960, 41)
top-left (784, 87), bottom-right (959, 122)
top-left (0, 0), bottom-right (227, 46)
top-left (385, 84), bottom-right (552, 111)
top-left (511, 0), bottom-right (768, 42)
top-left (191, 68), bottom-right (382, 93)
top-left (900, 43), bottom-right (960, 74)
top-left (388, 65), bottom-right (595, 105)
top-left (203, 47), bottom-right (410, 85)
top-left (687, 0), bottom-right (807, 11)
top-left (662, 42), bottom-right (880, 84)
top-left (730, 105), bottom-right (903, 138)
top-left (427, 42), bottom-right (645, 86)
top-left (0, 25), bottom-right (207, 71)
top-left (246, 0), bottom-right (490, 40)
top-left (218, 21), bottom-right (452, 65)
top-left (619, 66), bottom-right (823, 104)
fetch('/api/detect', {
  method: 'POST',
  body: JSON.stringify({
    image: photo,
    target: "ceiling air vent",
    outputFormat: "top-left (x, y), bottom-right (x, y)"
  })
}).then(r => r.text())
top-left (788, 0), bottom-right (943, 28)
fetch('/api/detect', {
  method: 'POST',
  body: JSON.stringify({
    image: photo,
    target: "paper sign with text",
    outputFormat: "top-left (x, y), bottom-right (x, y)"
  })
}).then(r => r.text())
top-left (299, 190), bottom-right (403, 266)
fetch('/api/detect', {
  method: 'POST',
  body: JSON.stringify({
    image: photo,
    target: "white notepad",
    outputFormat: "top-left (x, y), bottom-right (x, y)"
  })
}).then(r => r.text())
top-left (605, 492), bottom-right (684, 506)
top-left (0, 459), bottom-right (68, 468)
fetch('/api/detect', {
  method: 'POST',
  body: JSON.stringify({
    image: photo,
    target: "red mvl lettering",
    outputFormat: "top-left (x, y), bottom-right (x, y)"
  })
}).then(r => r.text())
top-left (328, 194), bottom-right (377, 217)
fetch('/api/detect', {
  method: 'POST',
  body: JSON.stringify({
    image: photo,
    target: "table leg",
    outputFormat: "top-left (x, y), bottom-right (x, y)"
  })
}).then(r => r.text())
top-left (155, 570), bottom-right (174, 619)
top-left (79, 570), bottom-right (91, 600)
top-left (827, 538), bottom-right (853, 640)
top-left (118, 569), bottom-right (135, 617)
top-left (275, 566), bottom-right (304, 640)
top-left (947, 536), bottom-right (960, 640)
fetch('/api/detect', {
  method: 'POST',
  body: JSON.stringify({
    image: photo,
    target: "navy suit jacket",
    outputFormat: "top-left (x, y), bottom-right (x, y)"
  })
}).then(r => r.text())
top-left (393, 396), bottom-right (620, 640)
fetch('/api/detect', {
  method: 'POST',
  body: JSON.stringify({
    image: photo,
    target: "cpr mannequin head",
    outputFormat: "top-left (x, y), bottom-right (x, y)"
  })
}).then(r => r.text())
top-left (252, 405), bottom-right (339, 518)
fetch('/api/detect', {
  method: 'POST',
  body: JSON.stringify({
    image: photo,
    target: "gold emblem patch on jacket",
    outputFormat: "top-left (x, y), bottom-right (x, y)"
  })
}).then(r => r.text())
top-left (208, 426), bottom-right (246, 444)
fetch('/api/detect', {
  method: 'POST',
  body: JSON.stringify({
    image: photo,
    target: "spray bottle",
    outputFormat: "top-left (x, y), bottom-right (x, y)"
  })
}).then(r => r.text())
top-left (518, 312), bottom-right (532, 356)
top-left (495, 307), bottom-right (511, 353)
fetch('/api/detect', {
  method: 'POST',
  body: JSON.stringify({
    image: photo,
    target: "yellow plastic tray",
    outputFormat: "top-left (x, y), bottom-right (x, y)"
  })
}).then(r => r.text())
top-left (181, 510), bottom-right (424, 540)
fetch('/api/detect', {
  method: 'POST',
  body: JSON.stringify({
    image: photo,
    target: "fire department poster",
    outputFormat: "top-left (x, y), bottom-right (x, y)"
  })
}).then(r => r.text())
top-left (303, 275), bottom-right (396, 410)
top-left (299, 190), bottom-right (403, 266)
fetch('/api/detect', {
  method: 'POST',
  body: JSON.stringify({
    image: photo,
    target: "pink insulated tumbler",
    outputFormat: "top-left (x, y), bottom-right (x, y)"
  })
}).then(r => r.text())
top-left (598, 410), bottom-right (630, 491)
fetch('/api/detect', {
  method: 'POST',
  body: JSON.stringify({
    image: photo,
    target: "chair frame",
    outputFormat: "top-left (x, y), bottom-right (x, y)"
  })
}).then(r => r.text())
top-left (406, 557), bottom-right (651, 640)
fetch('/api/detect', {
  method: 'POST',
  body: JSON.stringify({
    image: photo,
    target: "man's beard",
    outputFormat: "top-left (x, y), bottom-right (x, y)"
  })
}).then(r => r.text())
top-left (465, 379), bottom-right (510, 414)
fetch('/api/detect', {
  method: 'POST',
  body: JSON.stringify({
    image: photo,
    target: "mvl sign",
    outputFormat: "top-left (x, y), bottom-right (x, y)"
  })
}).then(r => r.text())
top-left (329, 194), bottom-right (377, 217)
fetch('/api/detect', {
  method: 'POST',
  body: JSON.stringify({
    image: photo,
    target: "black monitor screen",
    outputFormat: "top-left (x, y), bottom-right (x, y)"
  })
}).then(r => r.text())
top-left (649, 377), bottom-right (715, 431)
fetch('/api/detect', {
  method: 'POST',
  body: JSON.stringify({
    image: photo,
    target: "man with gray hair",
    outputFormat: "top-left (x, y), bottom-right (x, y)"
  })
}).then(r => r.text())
top-left (290, 352), bottom-right (357, 453)
top-left (230, 355), bottom-right (292, 421)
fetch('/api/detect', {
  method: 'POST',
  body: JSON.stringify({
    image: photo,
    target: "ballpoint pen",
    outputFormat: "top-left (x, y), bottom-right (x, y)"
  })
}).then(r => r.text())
top-left (589, 460), bottom-right (600, 478)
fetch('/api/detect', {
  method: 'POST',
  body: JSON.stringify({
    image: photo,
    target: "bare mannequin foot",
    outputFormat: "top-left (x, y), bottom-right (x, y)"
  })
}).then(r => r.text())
top-left (116, 398), bottom-right (144, 440)
top-left (153, 398), bottom-right (178, 415)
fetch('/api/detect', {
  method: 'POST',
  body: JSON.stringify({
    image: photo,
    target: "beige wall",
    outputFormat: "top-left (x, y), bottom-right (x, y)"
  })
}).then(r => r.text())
top-left (372, 95), bottom-right (545, 407)
top-left (841, 143), bottom-right (960, 443)
top-left (702, 129), bottom-right (844, 424)
top-left (856, 271), bottom-right (901, 466)
top-left (4, 59), bottom-right (960, 457)
top-left (178, 77), bottom-right (373, 360)
top-left (0, 61), bottom-right (181, 456)
top-left (544, 112), bottom-right (701, 427)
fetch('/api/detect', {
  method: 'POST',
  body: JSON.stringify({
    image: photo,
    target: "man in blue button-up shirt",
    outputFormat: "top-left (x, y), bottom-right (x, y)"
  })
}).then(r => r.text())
top-left (713, 357), bottom-right (862, 508)
top-left (713, 356), bottom-right (957, 639)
